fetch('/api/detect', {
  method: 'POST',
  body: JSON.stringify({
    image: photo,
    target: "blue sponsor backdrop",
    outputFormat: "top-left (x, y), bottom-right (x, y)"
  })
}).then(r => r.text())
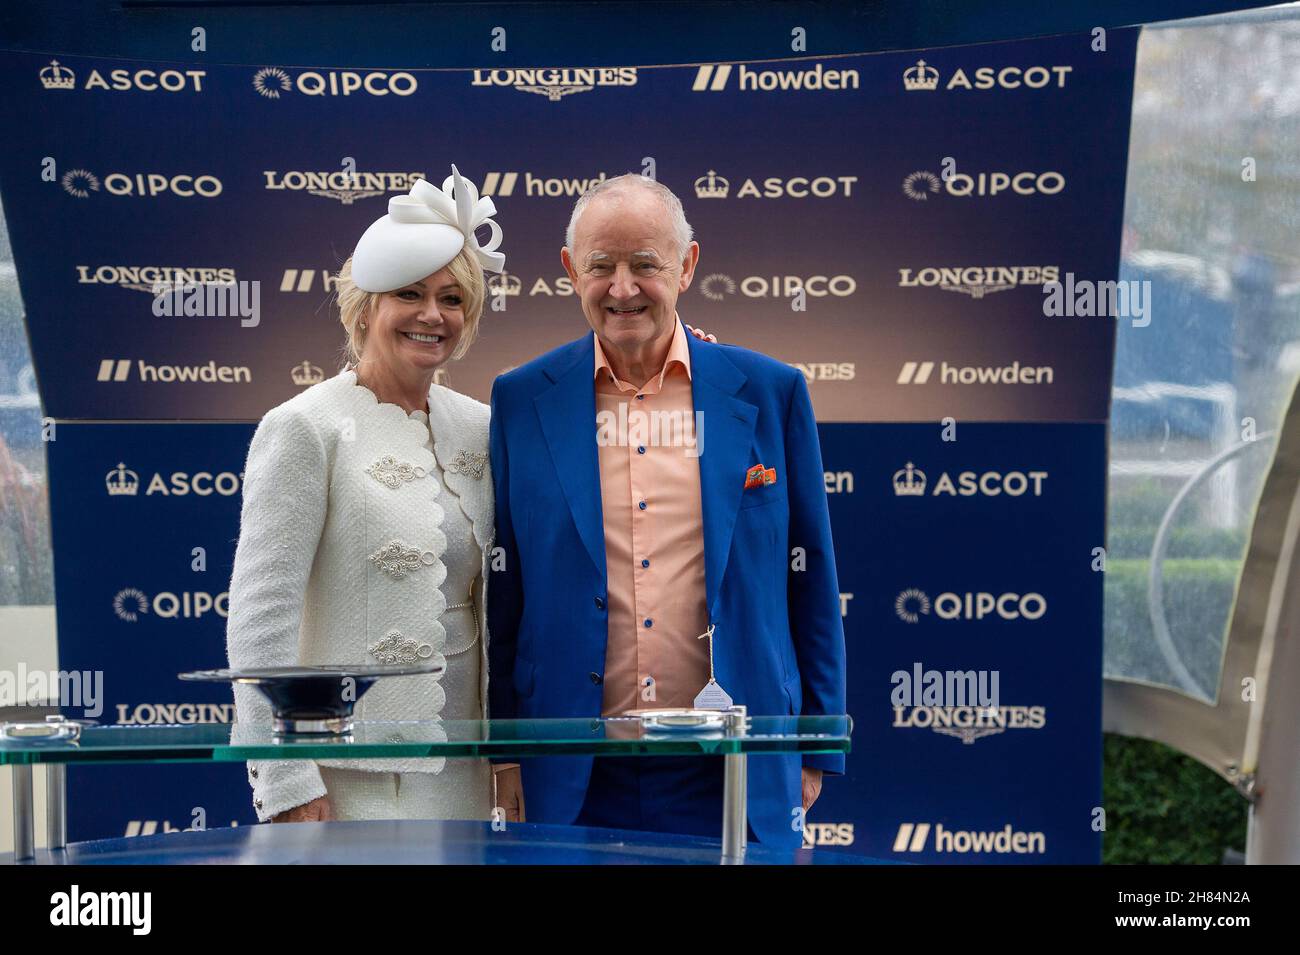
top-left (0, 28), bottom-right (1135, 861)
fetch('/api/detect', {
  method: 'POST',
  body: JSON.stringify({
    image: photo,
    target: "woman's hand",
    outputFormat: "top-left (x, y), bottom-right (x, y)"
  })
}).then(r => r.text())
top-left (493, 766), bottom-right (526, 823)
top-left (272, 795), bottom-right (335, 823)
top-left (685, 323), bottom-right (718, 342)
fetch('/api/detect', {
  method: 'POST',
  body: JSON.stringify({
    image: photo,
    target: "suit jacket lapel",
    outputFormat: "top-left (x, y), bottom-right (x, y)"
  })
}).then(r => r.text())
top-left (534, 336), bottom-right (607, 580)
top-left (687, 332), bottom-right (757, 618)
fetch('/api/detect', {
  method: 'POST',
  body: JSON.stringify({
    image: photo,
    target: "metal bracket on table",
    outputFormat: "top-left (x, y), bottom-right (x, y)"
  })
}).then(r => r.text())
top-left (721, 705), bottom-right (749, 863)
top-left (2, 716), bottom-right (84, 862)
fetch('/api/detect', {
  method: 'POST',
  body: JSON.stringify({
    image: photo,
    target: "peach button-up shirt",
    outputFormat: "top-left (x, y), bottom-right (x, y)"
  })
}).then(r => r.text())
top-left (593, 318), bottom-right (712, 716)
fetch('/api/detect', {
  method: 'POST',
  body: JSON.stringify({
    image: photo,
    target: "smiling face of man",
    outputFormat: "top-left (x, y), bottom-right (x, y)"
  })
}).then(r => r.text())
top-left (562, 186), bottom-right (700, 369)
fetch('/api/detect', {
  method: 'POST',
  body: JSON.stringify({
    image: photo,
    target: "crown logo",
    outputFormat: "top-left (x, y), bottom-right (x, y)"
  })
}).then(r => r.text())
top-left (893, 462), bottom-right (926, 496)
top-left (488, 271), bottom-right (522, 296)
top-left (291, 361), bottom-right (324, 387)
top-left (40, 59), bottom-right (76, 91)
top-left (903, 59), bottom-right (939, 92)
top-left (106, 462), bottom-right (139, 496)
top-left (695, 170), bottom-right (729, 199)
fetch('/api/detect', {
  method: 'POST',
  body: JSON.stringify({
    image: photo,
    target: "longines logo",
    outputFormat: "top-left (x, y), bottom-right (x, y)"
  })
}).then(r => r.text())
top-left (892, 462), bottom-right (1049, 498)
top-left (694, 170), bottom-right (858, 199)
top-left (112, 587), bottom-right (229, 621)
top-left (263, 170), bottom-right (423, 204)
top-left (896, 360), bottom-right (1054, 385)
top-left (115, 702), bottom-right (235, 724)
top-left (470, 67), bottom-right (637, 100)
top-left (893, 822), bottom-right (1046, 854)
top-left (903, 169), bottom-right (1065, 199)
top-left (40, 59), bottom-right (206, 92)
top-left (903, 59), bottom-right (1073, 91)
top-left (105, 462), bottom-right (244, 497)
top-left (793, 362), bottom-right (855, 382)
top-left (893, 704), bottom-right (1048, 744)
top-left (252, 66), bottom-right (417, 98)
top-left (694, 273), bottom-right (856, 300)
top-left (897, 265), bottom-right (1060, 299)
top-left (61, 169), bottom-right (222, 198)
top-left (895, 588), bottom-right (1047, 622)
top-left (77, 265), bottom-right (237, 294)
top-left (692, 63), bottom-right (859, 92)
top-left (477, 171), bottom-right (608, 198)
top-left (802, 823), bottom-right (854, 847)
top-left (96, 359), bottom-right (252, 384)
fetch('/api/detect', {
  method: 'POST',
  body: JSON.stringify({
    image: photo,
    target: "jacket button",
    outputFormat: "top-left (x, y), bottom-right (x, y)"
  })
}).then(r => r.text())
top-left (589, 672), bottom-right (603, 685)
top-left (250, 767), bottom-right (259, 779)
top-left (254, 798), bottom-right (263, 810)
top-left (594, 596), bottom-right (605, 610)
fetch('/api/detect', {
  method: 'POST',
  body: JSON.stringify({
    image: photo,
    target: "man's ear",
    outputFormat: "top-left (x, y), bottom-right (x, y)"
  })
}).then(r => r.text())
top-left (678, 241), bottom-right (701, 292)
top-left (561, 247), bottom-right (578, 284)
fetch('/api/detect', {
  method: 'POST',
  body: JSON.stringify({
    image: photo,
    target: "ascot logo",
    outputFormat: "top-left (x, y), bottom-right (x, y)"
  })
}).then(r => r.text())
top-left (898, 265), bottom-right (1061, 299)
top-left (694, 273), bottom-right (857, 299)
top-left (896, 360), bottom-right (1054, 385)
top-left (113, 588), bottom-right (228, 621)
top-left (892, 462), bottom-right (1050, 498)
top-left (40, 59), bottom-right (205, 92)
top-left (895, 589), bottom-right (1047, 622)
top-left (470, 67), bottom-right (638, 101)
top-left (291, 361), bottom-right (324, 386)
top-left (105, 463), bottom-right (244, 497)
top-left (893, 704), bottom-right (1048, 744)
top-left (902, 59), bottom-right (1073, 92)
top-left (903, 169), bottom-right (1065, 199)
top-left (692, 63), bottom-right (860, 92)
top-left (893, 822), bottom-right (1046, 854)
top-left (77, 264), bottom-right (238, 294)
top-left (478, 171), bottom-right (609, 197)
top-left (262, 170), bottom-right (424, 205)
top-left (252, 66), bottom-right (418, 98)
top-left (695, 170), bottom-right (858, 199)
top-left (487, 272), bottom-right (524, 297)
top-left (96, 359), bottom-right (252, 384)
top-left (61, 169), bottom-right (222, 198)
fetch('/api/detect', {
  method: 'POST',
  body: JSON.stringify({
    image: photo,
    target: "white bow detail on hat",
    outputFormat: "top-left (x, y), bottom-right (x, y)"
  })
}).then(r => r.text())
top-left (350, 164), bottom-right (506, 293)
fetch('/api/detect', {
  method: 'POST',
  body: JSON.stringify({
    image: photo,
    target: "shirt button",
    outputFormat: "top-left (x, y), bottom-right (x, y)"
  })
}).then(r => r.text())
top-left (594, 596), bottom-right (605, 610)
top-left (637, 446), bottom-right (646, 454)
top-left (644, 618), bottom-right (653, 628)
top-left (641, 559), bottom-right (650, 568)
top-left (636, 394), bottom-right (645, 400)
top-left (589, 672), bottom-right (603, 685)
top-left (638, 501), bottom-right (647, 510)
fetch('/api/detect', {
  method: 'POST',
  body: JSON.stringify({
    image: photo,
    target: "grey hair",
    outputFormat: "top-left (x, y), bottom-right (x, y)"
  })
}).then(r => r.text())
top-left (564, 173), bottom-right (694, 256)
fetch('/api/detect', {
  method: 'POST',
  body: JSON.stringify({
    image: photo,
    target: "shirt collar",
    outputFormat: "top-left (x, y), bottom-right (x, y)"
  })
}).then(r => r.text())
top-left (593, 314), bottom-right (693, 391)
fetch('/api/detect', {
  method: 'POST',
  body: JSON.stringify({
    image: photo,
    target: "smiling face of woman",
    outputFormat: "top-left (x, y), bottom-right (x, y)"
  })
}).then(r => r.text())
top-left (361, 267), bottom-right (466, 378)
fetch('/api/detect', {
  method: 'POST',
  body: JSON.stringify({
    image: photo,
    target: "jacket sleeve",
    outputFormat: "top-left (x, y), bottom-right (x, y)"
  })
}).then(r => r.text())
top-left (783, 372), bottom-right (848, 775)
top-left (487, 378), bottom-right (525, 744)
top-left (225, 404), bottom-right (330, 820)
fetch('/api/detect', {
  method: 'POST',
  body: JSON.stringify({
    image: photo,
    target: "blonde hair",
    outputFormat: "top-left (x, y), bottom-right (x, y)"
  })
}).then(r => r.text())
top-left (335, 245), bottom-right (486, 366)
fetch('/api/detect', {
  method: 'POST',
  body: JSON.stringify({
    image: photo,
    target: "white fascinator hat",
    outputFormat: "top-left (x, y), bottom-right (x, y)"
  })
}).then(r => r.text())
top-left (350, 164), bottom-right (505, 292)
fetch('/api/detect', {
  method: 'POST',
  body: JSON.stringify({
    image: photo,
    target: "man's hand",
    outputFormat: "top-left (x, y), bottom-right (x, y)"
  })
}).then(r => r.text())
top-left (272, 795), bottom-right (334, 823)
top-left (685, 323), bottom-right (718, 342)
top-left (494, 767), bottom-right (526, 822)
top-left (801, 768), bottom-right (823, 812)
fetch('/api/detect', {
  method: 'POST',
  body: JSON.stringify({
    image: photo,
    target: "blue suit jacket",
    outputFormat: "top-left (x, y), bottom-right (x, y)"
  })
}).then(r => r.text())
top-left (488, 324), bottom-right (846, 847)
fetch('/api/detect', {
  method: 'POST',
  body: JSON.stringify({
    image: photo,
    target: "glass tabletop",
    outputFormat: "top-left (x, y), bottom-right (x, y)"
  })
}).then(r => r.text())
top-left (0, 715), bottom-right (852, 765)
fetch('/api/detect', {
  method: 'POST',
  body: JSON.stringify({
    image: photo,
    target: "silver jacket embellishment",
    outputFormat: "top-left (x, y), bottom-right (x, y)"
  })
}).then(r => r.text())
top-left (368, 629), bottom-right (436, 665)
top-left (365, 454), bottom-right (428, 489)
top-left (446, 449), bottom-right (488, 479)
top-left (368, 540), bottom-right (437, 579)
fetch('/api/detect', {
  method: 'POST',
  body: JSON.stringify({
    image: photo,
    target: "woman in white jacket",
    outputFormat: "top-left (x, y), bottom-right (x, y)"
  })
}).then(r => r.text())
top-left (225, 166), bottom-right (505, 823)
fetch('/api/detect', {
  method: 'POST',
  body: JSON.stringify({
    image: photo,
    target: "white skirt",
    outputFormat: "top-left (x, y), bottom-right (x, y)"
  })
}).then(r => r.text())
top-left (319, 758), bottom-right (493, 821)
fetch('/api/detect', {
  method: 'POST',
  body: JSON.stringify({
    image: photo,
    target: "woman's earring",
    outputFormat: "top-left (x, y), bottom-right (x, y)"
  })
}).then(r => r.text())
top-left (360, 322), bottom-right (367, 330)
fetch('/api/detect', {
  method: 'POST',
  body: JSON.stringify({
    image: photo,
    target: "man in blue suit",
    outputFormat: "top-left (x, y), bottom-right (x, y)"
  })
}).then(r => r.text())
top-left (488, 174), bottom-right (845, 848)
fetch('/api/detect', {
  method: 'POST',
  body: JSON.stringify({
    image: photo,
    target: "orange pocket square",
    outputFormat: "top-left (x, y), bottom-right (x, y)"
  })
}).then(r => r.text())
top-left (744, 463), bottom-right (778, 489)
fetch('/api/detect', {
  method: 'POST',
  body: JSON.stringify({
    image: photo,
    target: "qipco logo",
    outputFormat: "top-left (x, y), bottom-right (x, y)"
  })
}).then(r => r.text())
top-left (934, 591), bottom-right (1047, 621)
top-left (103, 172), bottom-right (224, 198)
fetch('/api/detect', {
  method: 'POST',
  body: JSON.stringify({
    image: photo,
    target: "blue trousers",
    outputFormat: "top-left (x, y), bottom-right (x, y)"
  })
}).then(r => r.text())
top-left (574, 755), bottom-right (759, 842)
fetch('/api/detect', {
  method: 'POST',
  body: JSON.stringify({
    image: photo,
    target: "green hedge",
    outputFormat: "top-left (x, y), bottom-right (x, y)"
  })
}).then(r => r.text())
top-left (1103, 733), bottom-right (1248, 864)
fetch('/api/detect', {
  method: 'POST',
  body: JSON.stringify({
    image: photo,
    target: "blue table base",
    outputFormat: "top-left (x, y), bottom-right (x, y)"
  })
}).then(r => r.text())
top-left (4, 820), bottom-right (888, 865)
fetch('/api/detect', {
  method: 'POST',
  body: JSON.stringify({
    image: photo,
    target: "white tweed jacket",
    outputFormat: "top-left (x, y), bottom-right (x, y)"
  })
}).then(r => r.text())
top-left (225, 368), bottom-right (494, 822)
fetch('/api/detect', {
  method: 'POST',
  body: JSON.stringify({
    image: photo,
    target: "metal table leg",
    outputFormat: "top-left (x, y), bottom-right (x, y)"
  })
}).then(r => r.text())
top-left (721, 706), bottom-right (748, 862)
top-left (12, 765), bottom-right (34, 863)
top-left (46, 764), bottom-right (66, 852)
